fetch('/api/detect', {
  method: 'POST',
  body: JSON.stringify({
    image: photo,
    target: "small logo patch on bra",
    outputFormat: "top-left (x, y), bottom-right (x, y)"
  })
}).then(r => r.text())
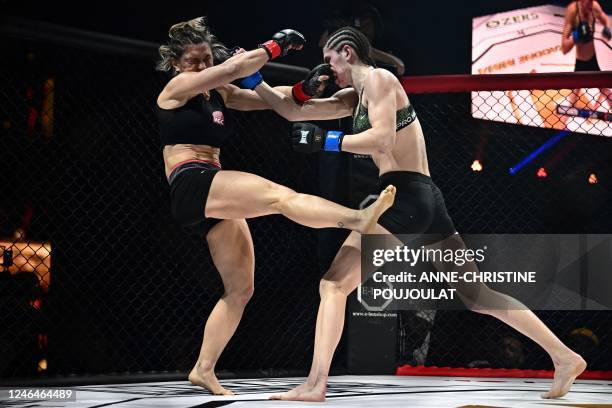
top-left (212, 111), bottom-right (225, 126)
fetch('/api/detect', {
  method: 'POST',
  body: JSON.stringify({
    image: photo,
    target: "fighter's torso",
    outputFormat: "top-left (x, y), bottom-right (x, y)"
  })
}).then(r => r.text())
top-left (158, 88), bottom-right (233, 177)
top-left (571, 1), bottom-right (597, 60)
top-left (352, 79), bottom-right (430, 177)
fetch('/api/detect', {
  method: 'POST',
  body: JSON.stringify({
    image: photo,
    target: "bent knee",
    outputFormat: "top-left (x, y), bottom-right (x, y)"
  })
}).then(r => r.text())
top-left (225, 283), bottom-right (254, 307)
top-left (265, 182), bottom-right (296, 210)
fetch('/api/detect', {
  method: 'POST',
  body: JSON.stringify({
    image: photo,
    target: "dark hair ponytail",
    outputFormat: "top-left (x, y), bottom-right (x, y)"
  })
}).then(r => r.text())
top-left (324, 26), bottom-right (376, 67)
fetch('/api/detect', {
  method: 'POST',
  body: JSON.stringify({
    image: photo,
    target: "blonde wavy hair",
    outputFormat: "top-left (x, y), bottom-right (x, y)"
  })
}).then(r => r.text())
top-left (156, 17), bottom-right (230, 74)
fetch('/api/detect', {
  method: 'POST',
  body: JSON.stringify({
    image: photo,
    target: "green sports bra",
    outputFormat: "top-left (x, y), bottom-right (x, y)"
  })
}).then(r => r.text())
top-left (352, 87), bottom-right (417, 134)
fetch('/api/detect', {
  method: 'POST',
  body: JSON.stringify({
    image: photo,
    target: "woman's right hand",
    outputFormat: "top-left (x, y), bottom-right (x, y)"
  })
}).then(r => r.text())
top-left (259, 29), bottom-right (306, 60)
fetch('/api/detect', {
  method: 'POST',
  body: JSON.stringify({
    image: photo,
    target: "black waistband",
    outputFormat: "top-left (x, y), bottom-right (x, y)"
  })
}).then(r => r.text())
top-left (379, 171), bottom-right (433, 189)
top-left (168, 162), bottom-right (219, 185)
top-left (574, 56), bottom-right (600, 72)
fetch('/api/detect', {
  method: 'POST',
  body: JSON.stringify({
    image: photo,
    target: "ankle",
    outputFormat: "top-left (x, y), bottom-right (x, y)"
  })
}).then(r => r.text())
top-left (195, 360), bottom-right (215, 374)
top-left (552, 349), bottom-right (580, 365)
top-left (312, 374), bottom-right (328, 388)
top-left (305, 375), bottom-right (321, 387)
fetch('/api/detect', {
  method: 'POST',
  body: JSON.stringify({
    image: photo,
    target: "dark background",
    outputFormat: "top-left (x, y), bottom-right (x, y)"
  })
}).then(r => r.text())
top-left (5, 0), bottom-right (607, 73)
top-left (1, 0), bottom-right (611, 381)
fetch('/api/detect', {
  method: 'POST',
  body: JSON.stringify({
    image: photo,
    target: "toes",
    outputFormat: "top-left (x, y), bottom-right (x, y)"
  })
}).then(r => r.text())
top-left (383, 185), bottom-right (396, 195)
top-left (541, 387), bottom-right (565, 399)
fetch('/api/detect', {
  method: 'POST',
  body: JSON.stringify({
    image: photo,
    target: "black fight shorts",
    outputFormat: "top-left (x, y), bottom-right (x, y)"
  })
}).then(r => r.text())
top-left (168, 161), bottom-right (222, 237)
top-left (378, 171), bottom-right (457, 246)
top-left (575, 56), bottom-right (601, 72)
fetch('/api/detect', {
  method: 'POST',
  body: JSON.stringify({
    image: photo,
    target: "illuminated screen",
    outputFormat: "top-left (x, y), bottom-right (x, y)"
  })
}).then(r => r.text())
top-left (471, 5), bottom-right (612, 137)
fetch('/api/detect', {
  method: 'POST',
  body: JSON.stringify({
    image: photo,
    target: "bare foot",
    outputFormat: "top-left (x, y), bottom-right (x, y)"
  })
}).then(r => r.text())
top-left (357, 185), bottom-right (396, 233)
top-left (188, 367), bottom-right (235, 396)
top-left (269, 382), bottom-right (310, 400)
top-left (269, 382), bottom-right (326, 402)
top-left (541, 353), bottom-right (586, 399)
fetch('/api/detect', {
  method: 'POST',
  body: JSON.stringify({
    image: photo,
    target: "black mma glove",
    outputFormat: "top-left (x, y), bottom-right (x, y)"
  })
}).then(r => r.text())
top-left (291, 122), bottom-right (344, 153)
top-left (259, 29), bottom-right (305, 60)
top-left (292, 63), bottom-right (335, 104)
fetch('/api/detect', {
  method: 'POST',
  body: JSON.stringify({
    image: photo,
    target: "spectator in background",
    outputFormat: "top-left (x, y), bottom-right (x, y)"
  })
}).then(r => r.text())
top-left (561, 0), bottom-right (611, 116)
top-left (561, 0), bottom-right (610, 71)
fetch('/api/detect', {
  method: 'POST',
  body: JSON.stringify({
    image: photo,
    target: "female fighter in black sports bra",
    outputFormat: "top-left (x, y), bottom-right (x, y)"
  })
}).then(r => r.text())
top-left (561, 0), bottom-right (610, 71)
top-left (156, 18), bottom-right (395, 396)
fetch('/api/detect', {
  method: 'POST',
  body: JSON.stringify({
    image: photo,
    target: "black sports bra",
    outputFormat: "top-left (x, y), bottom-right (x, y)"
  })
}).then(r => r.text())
top-left (158, 89), bottom-right (233, 148)
top-left (574, 2), bottom-right (595, 36)
top-left (352, 87), bottom-right (417, 134)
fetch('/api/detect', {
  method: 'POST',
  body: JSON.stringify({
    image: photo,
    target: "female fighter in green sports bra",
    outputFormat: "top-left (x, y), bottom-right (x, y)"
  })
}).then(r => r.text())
top-left (252, 26), bottom-right (587, 402)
